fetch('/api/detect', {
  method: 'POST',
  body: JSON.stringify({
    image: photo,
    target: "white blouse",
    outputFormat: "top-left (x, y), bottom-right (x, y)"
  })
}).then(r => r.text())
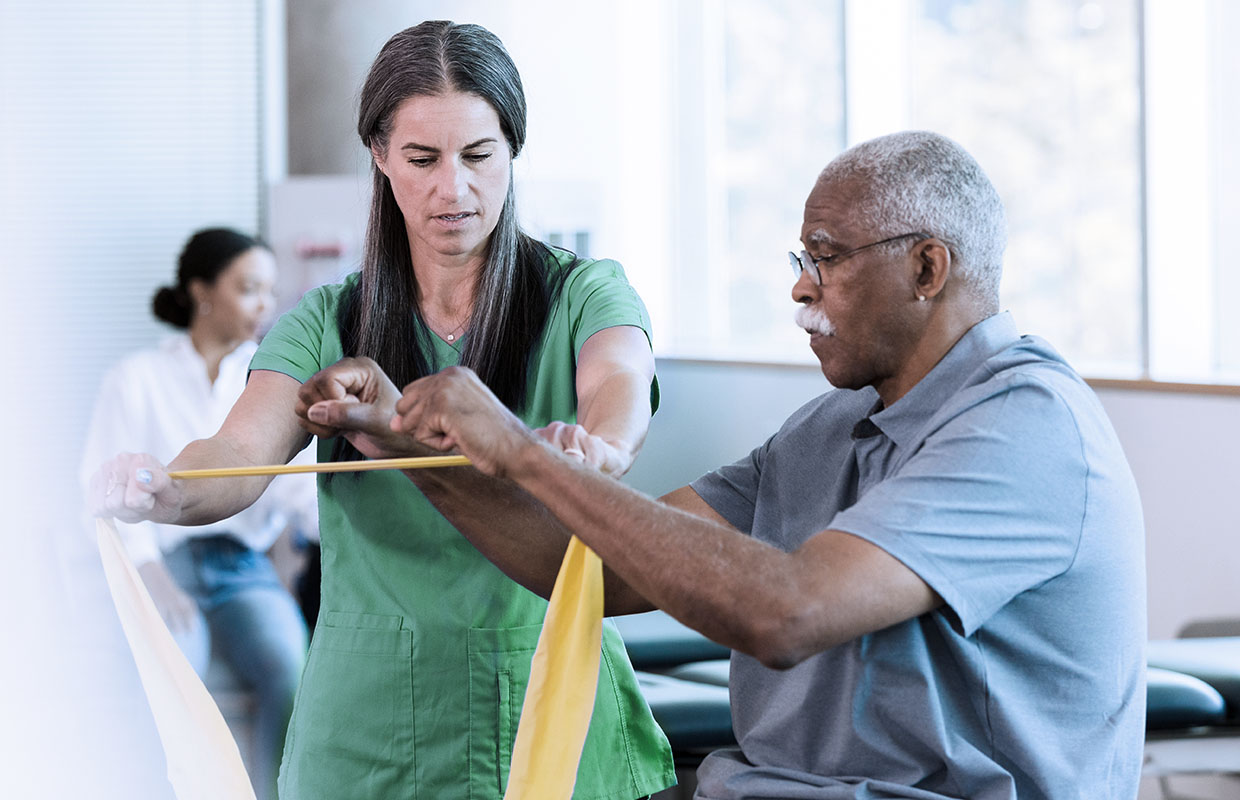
top-left (80, 333), bottom-right (318, 565)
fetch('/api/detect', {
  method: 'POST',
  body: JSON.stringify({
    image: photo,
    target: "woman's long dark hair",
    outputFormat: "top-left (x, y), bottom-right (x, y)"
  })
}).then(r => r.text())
top-left (335, 21), bottom-right (568, 463)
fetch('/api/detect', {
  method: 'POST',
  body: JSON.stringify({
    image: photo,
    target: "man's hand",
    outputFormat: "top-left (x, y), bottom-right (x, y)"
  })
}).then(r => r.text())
top-left (296, 357), bottom-right (431, 459)
top-left (391, 366), bottom-right (542, 479)
top-left (89, 453), bottom-right (183, 524)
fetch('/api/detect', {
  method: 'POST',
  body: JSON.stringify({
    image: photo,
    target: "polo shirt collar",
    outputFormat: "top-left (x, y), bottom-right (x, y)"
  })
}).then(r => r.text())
top-left (861, 311), bottom-right (1020, 448)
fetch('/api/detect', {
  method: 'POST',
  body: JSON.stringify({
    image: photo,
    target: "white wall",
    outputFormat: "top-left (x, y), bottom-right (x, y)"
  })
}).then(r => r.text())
top-left (624, 359), bottom-right (1240, 641)
top-left (1098, 387), bottom-right (1240, 638)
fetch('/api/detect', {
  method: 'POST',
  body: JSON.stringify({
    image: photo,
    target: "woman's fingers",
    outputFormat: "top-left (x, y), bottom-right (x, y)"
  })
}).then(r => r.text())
top-left (91, 453), bottom-right (176, 523)
top-left (531, 423), bottom-right (627, 472)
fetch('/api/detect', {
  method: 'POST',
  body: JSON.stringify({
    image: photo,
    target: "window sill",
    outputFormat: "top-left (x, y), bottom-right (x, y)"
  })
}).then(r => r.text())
top-left (654, 356), bottom-right (1240, 397)
top-left (1085, 378), bottom-right (1240, 397)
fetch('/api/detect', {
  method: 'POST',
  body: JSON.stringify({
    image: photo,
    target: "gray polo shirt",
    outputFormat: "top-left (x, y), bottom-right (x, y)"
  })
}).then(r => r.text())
top-left (690, 312), bottom-right (1146, 800)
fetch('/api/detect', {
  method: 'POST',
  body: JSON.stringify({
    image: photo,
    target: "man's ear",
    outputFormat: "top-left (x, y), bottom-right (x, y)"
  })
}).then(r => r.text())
top-left (913, 238), bottom-right (952, 300)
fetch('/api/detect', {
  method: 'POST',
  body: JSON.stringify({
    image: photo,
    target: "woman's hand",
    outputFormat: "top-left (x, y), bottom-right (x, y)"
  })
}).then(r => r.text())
top-left (532, 421), bottom-right (633, 475)
top-left (137, 560), bottom-right (200, 633)
top-left (570, 326), bottom-right (655, 478)
top-left (89, 453), bottom-right (183, 524)
top-left (296, 357), bottom-right (433, 460)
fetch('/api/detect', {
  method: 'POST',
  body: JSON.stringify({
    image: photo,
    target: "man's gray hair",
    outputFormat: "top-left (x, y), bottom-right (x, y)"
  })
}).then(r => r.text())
top-left (820, 131), bottom-right (1006, 301)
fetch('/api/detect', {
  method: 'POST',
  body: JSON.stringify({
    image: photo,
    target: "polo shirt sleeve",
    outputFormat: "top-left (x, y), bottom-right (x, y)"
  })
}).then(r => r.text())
top-left (688, 437), bottom-right (772, 534)
top-left (249, 283), bottom-right (338, 383)
top-left (828, 376), bottom-right (1088, 637)
top-left (561, 257), bottom-right (659, 411)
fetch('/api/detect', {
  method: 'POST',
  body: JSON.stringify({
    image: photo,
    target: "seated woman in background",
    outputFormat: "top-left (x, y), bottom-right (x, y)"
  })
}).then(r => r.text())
top-left (80, 227), bottom-right (315, 800)
top-left (89, 21), bottom-right (674, 800)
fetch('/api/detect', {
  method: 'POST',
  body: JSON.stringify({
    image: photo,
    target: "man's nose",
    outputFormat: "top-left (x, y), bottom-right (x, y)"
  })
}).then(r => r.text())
top-left (791, 268), bottom-right (818, 305)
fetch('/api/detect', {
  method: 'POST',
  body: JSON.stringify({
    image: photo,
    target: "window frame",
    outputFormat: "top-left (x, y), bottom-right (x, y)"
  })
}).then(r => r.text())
top-left (654, 0), bottom-right (1239, 393)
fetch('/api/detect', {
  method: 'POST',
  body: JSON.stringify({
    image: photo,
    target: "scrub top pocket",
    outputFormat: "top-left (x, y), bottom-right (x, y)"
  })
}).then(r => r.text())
top-left (466, 624), bottom-right (540, 800)
top-left (280, 612), bottom-right (416, 799)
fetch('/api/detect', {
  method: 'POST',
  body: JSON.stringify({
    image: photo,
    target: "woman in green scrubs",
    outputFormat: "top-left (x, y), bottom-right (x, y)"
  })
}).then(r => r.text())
top-left (90, 20), bottom-right (675, 800)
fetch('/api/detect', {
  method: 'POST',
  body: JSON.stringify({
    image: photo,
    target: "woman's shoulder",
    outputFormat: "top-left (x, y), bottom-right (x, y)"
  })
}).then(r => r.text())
top-left (97, 334), bottom-right (194, 396)
top-left (541, 246), bottom-right (630, 293)
top-left (273, 272), bottom-right (360, 329)
top-left (294, 271), bottom-right (360, 311)
top-left (112, 333), bottom-right (190, 372)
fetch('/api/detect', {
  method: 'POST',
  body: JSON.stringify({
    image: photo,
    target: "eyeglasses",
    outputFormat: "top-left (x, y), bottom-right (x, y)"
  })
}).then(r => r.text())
top-left (789, 232), bottom-right (931, 285)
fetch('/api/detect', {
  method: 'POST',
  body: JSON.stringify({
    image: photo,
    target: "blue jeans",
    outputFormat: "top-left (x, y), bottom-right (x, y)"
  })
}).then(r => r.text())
top-left (165, 535), bottom-right (308, 800)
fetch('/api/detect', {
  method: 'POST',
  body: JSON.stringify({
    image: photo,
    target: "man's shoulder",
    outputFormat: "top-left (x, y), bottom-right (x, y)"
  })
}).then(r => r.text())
top-left (972, 335), bottom-right (1102, 420)
top-left (921, 334), bottom-right (1121, 476)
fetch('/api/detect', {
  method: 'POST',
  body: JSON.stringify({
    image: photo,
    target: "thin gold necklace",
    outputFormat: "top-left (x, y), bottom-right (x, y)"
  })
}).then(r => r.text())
top-left (442, 317), bottom-right (467, 343)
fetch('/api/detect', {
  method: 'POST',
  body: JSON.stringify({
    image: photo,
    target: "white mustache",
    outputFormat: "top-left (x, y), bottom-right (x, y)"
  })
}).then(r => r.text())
top-left (795, 304), bottom-right (835, 336)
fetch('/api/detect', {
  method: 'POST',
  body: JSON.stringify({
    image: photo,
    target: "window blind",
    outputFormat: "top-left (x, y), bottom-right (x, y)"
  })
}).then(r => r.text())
top-left (0, 0), bottom-right (264, 533)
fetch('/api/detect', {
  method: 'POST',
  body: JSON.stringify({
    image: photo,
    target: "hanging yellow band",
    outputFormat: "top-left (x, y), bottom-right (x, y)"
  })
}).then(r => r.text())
top-left (504, 535), bottom-right (605, 799)
top-left (96, 518), bottom-right (256, 800)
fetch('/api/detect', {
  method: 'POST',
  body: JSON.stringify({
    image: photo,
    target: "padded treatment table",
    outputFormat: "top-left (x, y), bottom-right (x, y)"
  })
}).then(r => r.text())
top-left (1143, 637), bottom-right (1240, 777)
top-left (612, 612), bottom-right (733, 764)
top-left (617, 620), bottom-right (1240, 781)
top-left (612, 611), bottom-right (731, 670)
top-left (636, 671), bottom-right (735, 762)
top-left (662, 660), bottom-right (1230, 727)
top-left (1146, 666), bottom-right (1227, 730)
top-left (1147, 637), bottom-right (1240, 718)
top-left (664, 658), bottom-right (730, 687)
top-left (1144, 663), bottom-right (1240, 778)
top-left (657, 658), bottom-right (1238, 780)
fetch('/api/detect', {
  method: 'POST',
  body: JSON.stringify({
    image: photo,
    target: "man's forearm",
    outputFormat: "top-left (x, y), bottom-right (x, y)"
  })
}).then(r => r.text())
top-left (403, 456), bottom-right (655, 613)
top-left (408, 465), bottom-right (567, 594)
top-left (506, 441), bottom-right (803, 657)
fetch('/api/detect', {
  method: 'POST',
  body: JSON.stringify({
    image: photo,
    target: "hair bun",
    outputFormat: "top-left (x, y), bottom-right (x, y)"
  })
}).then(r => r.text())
top-left (152, 285), bottom-right (193, 328)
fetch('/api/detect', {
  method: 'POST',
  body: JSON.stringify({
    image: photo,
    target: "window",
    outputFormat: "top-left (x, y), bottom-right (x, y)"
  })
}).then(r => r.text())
top-left (668, 0), bottom-right (847, 361)
top-left (506, 0), bottom-right (1237, 385)
top-left (893, 0), bottom-right (1143, 378)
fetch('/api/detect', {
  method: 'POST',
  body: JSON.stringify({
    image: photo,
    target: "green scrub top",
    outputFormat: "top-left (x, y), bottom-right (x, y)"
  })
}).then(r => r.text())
top-left (250, 250), bottom-right (675, 800)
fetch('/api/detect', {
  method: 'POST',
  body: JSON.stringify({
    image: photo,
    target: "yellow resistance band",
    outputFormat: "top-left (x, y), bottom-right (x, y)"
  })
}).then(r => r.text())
top-left (504, 536), bottom-right (605, 799)
top-left (96, 518), bottom-right (256, 800)
top-left (167, 454), bottom-right (471, 479)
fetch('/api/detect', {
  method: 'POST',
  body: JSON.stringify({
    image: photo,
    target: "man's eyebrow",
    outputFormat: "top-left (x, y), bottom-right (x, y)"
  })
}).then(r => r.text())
top-left (805, 229), bottom-right (844, 250)
top-left (398, 137), bottom-right (499, 152)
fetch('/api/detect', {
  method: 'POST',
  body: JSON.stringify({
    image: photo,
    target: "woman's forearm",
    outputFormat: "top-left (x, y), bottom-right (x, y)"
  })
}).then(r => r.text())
top-left (165, 435), bottom-right (278, 524)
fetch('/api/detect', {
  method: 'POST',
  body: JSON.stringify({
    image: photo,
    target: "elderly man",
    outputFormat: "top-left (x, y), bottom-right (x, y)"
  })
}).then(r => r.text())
top-left (299, 131), bottom-right (1146, 799)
